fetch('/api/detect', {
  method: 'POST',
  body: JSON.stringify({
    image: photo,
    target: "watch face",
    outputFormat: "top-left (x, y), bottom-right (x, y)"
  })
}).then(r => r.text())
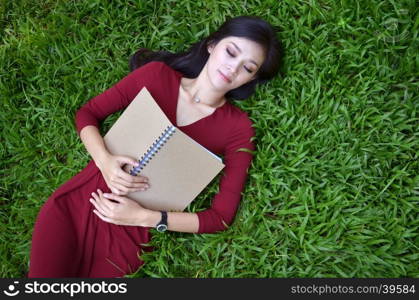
top-left (156, 224), bottom-right (168, 232)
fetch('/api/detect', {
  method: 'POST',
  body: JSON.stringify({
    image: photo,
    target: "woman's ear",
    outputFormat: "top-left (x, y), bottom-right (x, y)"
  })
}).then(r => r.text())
top-left (207, 39), bottom-right (217, 54)
top-left (207, 44), bottom-right (214, 53)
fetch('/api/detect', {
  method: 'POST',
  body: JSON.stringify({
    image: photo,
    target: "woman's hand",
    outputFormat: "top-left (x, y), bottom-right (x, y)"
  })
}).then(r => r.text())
top-left (96, 153), bottom-right (150, 196)
top-left (90, 189), bottom-right (153, 226)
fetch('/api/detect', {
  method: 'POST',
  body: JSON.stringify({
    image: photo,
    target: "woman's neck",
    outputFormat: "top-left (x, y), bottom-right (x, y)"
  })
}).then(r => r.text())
top-left (182, 67), bottom-right (226, 108)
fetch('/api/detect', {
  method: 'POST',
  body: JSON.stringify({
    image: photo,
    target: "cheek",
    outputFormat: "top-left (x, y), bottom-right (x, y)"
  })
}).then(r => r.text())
top-left (236, 73), bottom-right (253, 86)
top-left (209, 50), bottom-right (227, 67)
top-left (206, 55), bottom-right (217, 73)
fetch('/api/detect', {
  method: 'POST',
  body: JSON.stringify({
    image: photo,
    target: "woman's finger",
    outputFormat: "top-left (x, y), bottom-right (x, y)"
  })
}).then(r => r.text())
top-left (90, 194), bottom-right (109, 216)
top-left (109, 180), bottom-right (149, 195)
top-left (115, 156), bottom-right (139, 169)
top-left (102, 192), bottom-right (128, 204)
top-left (110, 186), bottom-right (122, 195)
top-left (92, 190), bottom-right (113, 212)
top-left (103, 178), bottom-right (122, 195)
top-left (117, 169), bottom-right (149, 185)
top-left (111, 175), bottom-right (149, 190)
top-left (90, 197), bottom-right (108, 217)
top-left (108, 181), bottom-right (131, 195)
top-left (93, 209), bottom-right (118, 225)
top-left (116, 184), bottom-right (149, 194)
top-left (97, 189), bottom-right (120, 208)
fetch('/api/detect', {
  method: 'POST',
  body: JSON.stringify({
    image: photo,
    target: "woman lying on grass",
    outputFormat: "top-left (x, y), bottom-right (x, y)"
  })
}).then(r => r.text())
top-left (28, 15), bottom-right (282, 278)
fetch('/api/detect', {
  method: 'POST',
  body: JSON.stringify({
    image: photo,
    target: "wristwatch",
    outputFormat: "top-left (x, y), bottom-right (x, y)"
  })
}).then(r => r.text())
top-left (156, 211), bottom-right (168, 232)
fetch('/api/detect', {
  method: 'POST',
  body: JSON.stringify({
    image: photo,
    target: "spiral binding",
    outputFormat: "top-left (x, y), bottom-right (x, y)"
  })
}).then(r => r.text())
top-left (129, 125), bottom-right (176, 176)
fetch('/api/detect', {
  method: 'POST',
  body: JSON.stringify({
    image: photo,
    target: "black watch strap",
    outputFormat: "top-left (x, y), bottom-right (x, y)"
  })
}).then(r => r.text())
top-left (156, 211), bottom-right (168, 232)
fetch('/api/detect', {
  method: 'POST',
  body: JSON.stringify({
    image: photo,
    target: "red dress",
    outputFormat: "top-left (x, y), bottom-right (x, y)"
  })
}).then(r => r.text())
top-left (28, 61), bottom-right (255, 277)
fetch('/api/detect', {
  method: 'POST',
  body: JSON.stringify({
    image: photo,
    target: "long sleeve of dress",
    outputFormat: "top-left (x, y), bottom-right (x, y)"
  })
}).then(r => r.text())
top-left (195, 114), bottom-right (255, 234)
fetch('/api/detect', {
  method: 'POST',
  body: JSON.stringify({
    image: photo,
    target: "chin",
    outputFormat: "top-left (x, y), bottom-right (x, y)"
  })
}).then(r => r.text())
top-left (205, 66), bottom-right (229, 91)
top-left (207, 74), bottom-right (225, 91)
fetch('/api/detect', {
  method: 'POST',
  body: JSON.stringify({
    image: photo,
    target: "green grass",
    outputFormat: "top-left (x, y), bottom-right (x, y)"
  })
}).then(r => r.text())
top-left (1, 0), bottom-right (418, 278)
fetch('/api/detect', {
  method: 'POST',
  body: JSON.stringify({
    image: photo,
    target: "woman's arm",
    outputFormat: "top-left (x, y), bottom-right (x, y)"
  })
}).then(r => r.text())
top-left (80, 125), bottom-right (149, 195)
top-left (90, 189), bottom-right (200, 233)
top-left (195, 114), bottom-right (255, 233)
top-left (79, 125), bottom-right (111, 170)
top-left (75, 62), bottom-right (167, 194)
top-left (158, 115), bottom-right (254, 234)
top-left (143, 210), bottom-right (199, 233)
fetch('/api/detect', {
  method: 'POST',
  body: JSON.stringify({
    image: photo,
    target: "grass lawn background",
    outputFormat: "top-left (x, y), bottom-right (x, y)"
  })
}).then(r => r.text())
top-left (1, 0), bottom-right (418, 277)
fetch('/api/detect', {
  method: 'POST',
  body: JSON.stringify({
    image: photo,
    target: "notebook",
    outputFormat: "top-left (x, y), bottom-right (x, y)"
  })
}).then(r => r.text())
top-left (103, 87), bottom-right (225, 211)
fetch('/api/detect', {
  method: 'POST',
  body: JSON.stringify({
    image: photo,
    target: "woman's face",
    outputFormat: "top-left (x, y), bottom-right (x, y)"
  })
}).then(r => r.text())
top-left (206, 36), bottom-right (266, 93)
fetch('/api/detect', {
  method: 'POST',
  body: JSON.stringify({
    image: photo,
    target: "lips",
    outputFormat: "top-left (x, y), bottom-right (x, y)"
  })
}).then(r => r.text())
top-left (218, 70), bottom-right (232, 83)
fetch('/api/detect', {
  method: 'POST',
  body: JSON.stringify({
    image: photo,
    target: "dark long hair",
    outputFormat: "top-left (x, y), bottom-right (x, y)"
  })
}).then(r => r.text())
top-left (129, 16), bottom-right (283, 100)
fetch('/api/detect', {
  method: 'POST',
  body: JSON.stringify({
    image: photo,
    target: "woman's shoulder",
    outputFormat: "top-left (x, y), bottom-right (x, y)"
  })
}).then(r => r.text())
top-left (135, 61), bottom-right (180, 77)
top-left (219, 104), bottom-right (255, 151)
top-left (222, 103), bottom-right (255, 138)
top-left (128, 61), bottom-right (181, 90)
top-left (224, 103), bottom-right (254, 126)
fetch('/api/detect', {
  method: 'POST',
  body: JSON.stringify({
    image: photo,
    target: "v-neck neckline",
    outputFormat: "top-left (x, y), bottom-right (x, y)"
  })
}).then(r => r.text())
top-left (174, 73), bottom-right (227, 128)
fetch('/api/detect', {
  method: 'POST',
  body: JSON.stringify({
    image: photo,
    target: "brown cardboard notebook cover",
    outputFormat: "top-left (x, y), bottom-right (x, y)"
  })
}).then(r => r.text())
top-left (103, 87), bottom-right (225, 211)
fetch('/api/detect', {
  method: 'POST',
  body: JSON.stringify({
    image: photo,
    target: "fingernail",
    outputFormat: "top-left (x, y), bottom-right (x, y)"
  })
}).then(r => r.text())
top-left (103, 193), bottom-right (109, 197)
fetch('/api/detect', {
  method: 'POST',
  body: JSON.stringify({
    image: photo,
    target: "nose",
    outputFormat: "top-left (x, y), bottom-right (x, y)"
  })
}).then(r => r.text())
top-left (226, 63), bottom-right (240, 75)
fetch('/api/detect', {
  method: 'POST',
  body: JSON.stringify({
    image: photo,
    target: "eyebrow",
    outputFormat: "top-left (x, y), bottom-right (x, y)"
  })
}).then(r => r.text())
top-left (230, 42), bottom-right (260, 67)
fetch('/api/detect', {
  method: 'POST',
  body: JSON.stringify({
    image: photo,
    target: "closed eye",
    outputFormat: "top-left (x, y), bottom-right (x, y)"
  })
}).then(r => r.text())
top-left (226, 48), bottom-right (253, 73)
top-left (226, 48), bottom-right (234, 57)
top-left (244, 66), bottom-right (253, 73)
